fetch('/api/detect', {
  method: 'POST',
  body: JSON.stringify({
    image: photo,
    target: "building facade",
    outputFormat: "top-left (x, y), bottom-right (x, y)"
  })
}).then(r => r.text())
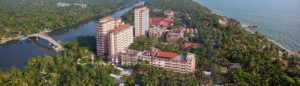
top-left (121, 49), bottom-right (196, 73)
top-left (134, 6), bottom-right (149, 37)
top-left (109, 24), bottom-right (134, 60)
top-left (96, 16), bottom-right (124, 57)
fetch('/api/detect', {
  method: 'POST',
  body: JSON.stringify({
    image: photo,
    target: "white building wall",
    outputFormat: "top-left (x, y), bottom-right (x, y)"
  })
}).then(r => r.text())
top-left (134, 7), bottom-right (149, 37)
top-left (110, 26), bottom-right (134, 59)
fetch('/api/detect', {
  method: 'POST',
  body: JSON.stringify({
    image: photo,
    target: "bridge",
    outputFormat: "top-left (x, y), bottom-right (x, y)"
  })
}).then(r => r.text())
top-left (27, 31), bottom-right (64, 52)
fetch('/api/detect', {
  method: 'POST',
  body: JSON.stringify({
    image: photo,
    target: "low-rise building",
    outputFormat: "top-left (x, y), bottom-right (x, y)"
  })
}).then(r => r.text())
top-left (57, 2), bottom-right (70, 7)
top-left (148, 10), bottom-right (174, 38)
top-left (165, 28), bottom-right (198, 44)
top-left (148, 26), bottom-right (167, 38)
top-left (120, 49), bottom-right (196, 73)
top-left (183, 42), bottom-right (202, 49)
top-left (74, 3), bottom-right (87, 8)
top-left (120, 49), bottom-right (140, 65)
top-left (166, 32), bottom-right (183, 44)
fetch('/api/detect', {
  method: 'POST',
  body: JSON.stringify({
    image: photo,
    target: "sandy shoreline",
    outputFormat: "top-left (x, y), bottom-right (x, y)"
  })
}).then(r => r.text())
top-left (195, 0), bottom-right (298, 54)
top-left (207, 2), bottom-right (298, 53)
top-left (242, 24), bottom-right (293, 52)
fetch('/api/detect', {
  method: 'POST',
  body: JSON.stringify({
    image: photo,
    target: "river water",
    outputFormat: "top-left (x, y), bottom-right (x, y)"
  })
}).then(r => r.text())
top-left (0, 2), bottom-right (144, 69)
top-left (195, 0), bottom-right (300, 51)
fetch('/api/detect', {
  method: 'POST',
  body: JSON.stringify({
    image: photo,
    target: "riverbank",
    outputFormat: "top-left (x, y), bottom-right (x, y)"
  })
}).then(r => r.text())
top-left (0, 1), bottom-right (145, 69)
top-left (0, 36), bottom-right (21, 44)
top-left (0, 2), bottom-right (139, 45)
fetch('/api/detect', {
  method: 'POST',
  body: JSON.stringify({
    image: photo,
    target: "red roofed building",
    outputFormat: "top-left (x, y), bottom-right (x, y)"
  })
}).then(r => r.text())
top-left (183, 42), bottom-right (201, 49)
top-left (149, 10), bottom-right (175, 38)
top-left (156, 51), bottom-right (177, 59)
top-left (121, 48), bottom-right (196, 74)
top-left (149, 10), bottom-right (174, 28)
top-left (150, 18), bottom-right (173, 27)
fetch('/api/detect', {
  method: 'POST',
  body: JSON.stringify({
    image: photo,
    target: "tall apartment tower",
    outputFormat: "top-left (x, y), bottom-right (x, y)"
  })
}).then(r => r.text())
top-left (109, 24), bottom-right (134, 59)
top-left (134, 6), bottom-right (149, 37)
top-left (96, 16), bottom-right (122, 56)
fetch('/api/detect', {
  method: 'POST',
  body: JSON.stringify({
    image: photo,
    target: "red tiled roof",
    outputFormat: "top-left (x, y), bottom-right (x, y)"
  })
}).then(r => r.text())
top-left (156, 51), bottom-right (177, 58)
top-left (183, 42), bottom-right (201, 49)
top-left (150, 18), bottom-right (172, 27)
top-left (111, 24), bottom-right (130, 33)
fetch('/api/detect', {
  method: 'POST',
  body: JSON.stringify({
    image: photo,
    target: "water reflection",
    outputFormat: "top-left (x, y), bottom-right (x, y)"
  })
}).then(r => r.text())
top-left (0, 1), bottom-right (145, 69)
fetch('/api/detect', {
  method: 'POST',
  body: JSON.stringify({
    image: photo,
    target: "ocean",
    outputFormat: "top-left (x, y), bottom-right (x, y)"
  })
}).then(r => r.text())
top-left (195, 0), bottom-right (300, 51)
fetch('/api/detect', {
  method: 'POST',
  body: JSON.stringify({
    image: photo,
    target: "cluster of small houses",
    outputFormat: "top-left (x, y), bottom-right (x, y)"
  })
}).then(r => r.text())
top-left (57, 2), bottom-right (87, 8)
top-left (148, 10), bottom-right (199, 45)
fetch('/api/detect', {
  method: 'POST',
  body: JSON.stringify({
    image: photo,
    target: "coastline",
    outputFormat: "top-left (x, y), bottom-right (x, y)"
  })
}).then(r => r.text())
top-left (242, 22), bottom-right (300, 56)
top-left (242, 25), bottom-right (293, 52)
top-left (194, 0), bottom-right (297, 54)
top-left (0, 36), bottom-right (22, 44)
top-left (193, 0), bottom-right (300, 58)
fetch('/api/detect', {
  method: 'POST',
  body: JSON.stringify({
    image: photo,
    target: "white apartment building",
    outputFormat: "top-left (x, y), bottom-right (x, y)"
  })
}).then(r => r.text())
top-left (109, 24), bottom-right (134, 60)
top-left (134, 6), bottom-right (149, 37)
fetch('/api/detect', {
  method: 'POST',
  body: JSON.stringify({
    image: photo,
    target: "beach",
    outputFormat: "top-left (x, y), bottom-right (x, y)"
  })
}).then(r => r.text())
top-left (195, 0), bottom-right (300, 52)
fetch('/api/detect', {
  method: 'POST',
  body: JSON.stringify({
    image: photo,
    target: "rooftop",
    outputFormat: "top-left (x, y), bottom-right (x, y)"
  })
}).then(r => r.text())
top-left (99, 16), bottom-right (114, 23)
top-left (150, 17), bottom-right (173, 27)
top-left (139, 49), bottom-right (195, 62)
top-left (156, 51), bottom-right (177, 59)
top-left (122, 49), bottom-right (140, 55)
top-left (111, 24), bottom-right (131, 33)
top-left (135, 6), bottom-right (148, 12)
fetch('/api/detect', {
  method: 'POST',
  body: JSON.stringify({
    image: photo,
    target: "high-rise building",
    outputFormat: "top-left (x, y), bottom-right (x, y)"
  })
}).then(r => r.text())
top-left (96, 16), bottom-right (122, 56)
top-left (134, 6), bottom-right (149, 37)
top-left (109, 24), bottom-right (134, 60)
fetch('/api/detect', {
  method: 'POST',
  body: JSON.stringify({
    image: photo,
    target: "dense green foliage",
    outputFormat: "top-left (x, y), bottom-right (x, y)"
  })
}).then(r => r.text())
top-left (126, 0), bottom-right (300, 85)
top-left (0, 0), bottom-right (138, 39)
top-left (129, 36), bottom-right (158, 51)
top-left (121, 10), bottom-right (134, 25)
top-left (129, 35), bottom-right (183, 53)
top-left (1, 0), bottom-right (299, 85)
top-left (0, 36), bottom-right (117, 85)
